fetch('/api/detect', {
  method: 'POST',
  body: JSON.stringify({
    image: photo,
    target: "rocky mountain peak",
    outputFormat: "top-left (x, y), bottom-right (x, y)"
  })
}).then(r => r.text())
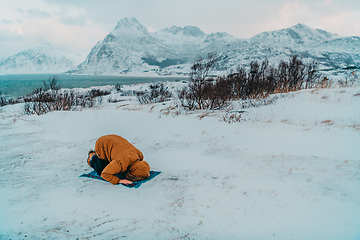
top-left (162, 26), bottom-right (183, 35)
top-left (289, 23), bottom-right (338, 41)
top-left (112, 17), bottom-right (147, 34)
top-left (182, 26), bottom-right (206, 37)
top-left (250, 23), bottom-right (339, 47)
top-left (159, 25), bottom-right (205, 37)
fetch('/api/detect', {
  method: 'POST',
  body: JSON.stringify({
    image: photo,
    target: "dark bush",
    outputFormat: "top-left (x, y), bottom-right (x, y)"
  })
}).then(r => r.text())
top-left (0, 93), bottom-right (23, 107)
top-left (88, 89), bottom-right (111, 98)
top-left (0, 94), bottom-right (7, 107)
top-left (115, 83), bottom-right (122, 92)
top-left (23, 87), bottom-right (109, 115)
top-left (179, 53), bottom-right (221, 110)
top-left (179, 54), bottom-right (322, 110)
top-left (137, 82), bottom-right (172, 104)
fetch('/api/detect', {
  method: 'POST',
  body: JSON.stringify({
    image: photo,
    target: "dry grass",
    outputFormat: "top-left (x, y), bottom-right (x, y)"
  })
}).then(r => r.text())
top-left (149, 105), bottom-right (156, 113)
top-left (198, 112), bottom-right (213, 120)
top-left (159, 104), bottom-right (181, 117)
top-left (348, 124), bottom-right (360, 130)
top-left (311, 89), bottom-right (319, 94)
top-left (115, 104), bottom-right (129, 109)
top-left (222, 111), bottom-right (245, 123)
top-left (321, 120), bottom-right (333, 125)
top-left (316, 77), bottom-right (332, 88)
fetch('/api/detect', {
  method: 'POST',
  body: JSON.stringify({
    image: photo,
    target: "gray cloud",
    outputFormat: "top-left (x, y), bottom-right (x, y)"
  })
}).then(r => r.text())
top-left (42, 0), bottom-right (360, 38)
top-left (59, 15), bottom-right (87, 26)
top-left (1, 19), bottom-right (14, 24)
top-left (26, 8), bottom-right (52, 19)
top-left (2, 0), bottom-right (360, 55)
top-left (0, 29), bottom-right (24, 42)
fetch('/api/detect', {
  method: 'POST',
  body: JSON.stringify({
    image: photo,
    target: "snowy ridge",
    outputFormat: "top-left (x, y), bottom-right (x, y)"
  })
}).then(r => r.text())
top-left (71, 18), bottom-right (360, 76)
top-left (0, 43), bottom-right (82, 75)
top-left (250, 23), bottom-right (339, 48)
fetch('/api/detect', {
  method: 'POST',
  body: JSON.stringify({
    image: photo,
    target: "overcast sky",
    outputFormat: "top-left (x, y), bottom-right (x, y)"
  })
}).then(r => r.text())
top-left (0, 0), bottom-right (359, 57)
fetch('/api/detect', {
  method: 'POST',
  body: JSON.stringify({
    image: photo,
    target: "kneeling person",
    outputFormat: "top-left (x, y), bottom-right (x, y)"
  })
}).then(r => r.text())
top-left (87, 134), bottom-right (150, 185)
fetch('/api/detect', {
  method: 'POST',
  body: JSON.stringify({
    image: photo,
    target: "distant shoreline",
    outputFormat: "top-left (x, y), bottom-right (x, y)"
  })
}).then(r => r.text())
top-left (0, 74), bottom-right (187, 98)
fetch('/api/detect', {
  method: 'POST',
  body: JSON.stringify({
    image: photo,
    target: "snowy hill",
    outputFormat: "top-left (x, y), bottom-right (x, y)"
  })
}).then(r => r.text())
top-left (250, 23), bottom-right (339, 48)
top-left (70, 18), bottom-right (360, 76)
top-left (0, 43), bottom-right (82, 75)
top-left (215, 23), bottom-right (359, 70)
top-left (1, 82), bottom-right (359, 239)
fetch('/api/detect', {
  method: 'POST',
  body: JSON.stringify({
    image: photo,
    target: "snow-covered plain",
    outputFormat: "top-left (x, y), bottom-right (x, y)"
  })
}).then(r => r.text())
top-left (1, 82), bottom-right (360, 239)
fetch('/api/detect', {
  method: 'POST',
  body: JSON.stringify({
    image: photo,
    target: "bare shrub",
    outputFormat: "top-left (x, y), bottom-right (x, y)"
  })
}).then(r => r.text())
top-left (178, 53), bottom-right (221, 110)
top-left (137, 82), bottom-right (172, 104)
top-left (338, 71), bottom-right (358, 88)
top-left (108, 97), bottom-right (124, 103)
top-left (115, 83), bottom-right (122, 92)
top-left (23, 87), bottom-right (108, 115)
top-left (338, 79), bottom-right (349, 88)
top-left (305, 60), bottom-right (320, 89)
top-left (179, 54), bottom-right (322, 110)
top-left (24, 90), bottom-right (79, 115)
top-left (159, 104), bottom-right (181, 117)
top-left (177, 86), bottom-right (197, 110)
top-left (0, 94), bottom-right (8, 107)
top-left (120, 90), bottom-right (138, 96)
top-left (222, 111), bottom-right (246, 123)
top-left (150, 83), bottom-right (172, 101)
top-left (87, 89), bottom-right (111, 98)
top-left (136, 91), bottom-right (152, 104)
top-left (316, 77), bottom-right (332, 88)
top-left (0, 93), bottom-right (24, 107)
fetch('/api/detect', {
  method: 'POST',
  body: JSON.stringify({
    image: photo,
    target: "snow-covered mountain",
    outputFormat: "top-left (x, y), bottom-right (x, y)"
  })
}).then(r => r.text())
top-left (70, 18), bottom-right (360, 76)
top-left (2, 18), bottom-right (359, 76)
top-left (71, 18), bottom-right (175, 75)
top-left (250, 23), bottom-right (339, 48)
top-left (71, 18), bottom-right (243, 75)
top-left (0, 43), bottom-right (82, 75)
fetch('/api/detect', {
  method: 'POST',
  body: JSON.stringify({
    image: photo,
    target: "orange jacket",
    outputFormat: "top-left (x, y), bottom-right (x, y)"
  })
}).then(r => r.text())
top-left (95, 134), bottom-right (147, 184)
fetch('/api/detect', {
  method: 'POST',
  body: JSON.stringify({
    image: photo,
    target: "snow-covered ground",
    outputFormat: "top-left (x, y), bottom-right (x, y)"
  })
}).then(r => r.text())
top-left (1, 82), bottom-right (360, 239)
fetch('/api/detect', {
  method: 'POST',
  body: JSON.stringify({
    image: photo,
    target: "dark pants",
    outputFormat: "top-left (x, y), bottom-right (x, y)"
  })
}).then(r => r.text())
top-left (89, 154), bottom-right (109, 175)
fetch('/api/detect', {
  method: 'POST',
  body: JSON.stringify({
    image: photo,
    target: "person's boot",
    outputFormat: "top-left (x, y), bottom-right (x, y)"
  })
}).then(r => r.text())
top-left (89, 154), bottom-right (109, 175)
top-left (87, 150), bottom-right (95, 166)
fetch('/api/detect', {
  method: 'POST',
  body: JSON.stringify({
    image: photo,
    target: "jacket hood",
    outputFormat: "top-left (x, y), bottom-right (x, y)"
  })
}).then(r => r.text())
top-left (128, 160), bottom-right (150, 178)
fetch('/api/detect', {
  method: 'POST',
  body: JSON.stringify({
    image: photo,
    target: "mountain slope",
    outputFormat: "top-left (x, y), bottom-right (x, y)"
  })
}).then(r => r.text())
top-left (0, 43), bottom-right (82, 75)
top-left (2, 18), bottom-right (359, 76)
top-left (71, 17), bottom-right (175, 75)
top-left (70, 18), bottom-right (360, 76)
top-left (250, 23), bottom-right (339, 48)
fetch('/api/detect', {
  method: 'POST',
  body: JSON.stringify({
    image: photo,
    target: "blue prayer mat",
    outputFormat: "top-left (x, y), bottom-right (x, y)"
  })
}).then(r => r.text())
top-left (80, 170), bottom-right (161, 188)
